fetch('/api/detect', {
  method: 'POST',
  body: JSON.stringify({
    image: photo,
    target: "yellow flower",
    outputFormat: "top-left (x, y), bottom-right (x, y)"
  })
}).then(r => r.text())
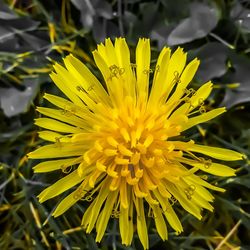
top-left (28, 38), bottom-right (243, 249)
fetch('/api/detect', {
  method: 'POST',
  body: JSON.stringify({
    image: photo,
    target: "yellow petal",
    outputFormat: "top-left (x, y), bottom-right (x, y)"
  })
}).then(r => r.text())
top-left (152, 205), bottom-right (168, 241)
top-left (83, 178), bottom-right (111, 232)
top-left (53, 191), bottom-right (78, 217)
top-left (43, 93), bottom-right (94, 122)
top-left (163, 47), bottom-right (187, 102)
top-left (153, 189), bottom-right (183, 233)
top-left (33, 157), bottom-right (81, 173)
top-left (63, 54), bottom-right (110, 106)
top-left (35, 118), bottom-right (83, 133)
top-left (167, 58), bottom-right (200, 105)
top-left (114, 38), bottom-right (135, 97)
top-left (191, 183), bottom-right (214, 202)
top-left (81, 200), bottom-right (96, 230)
top-left (38, 131), bottom-right (71, 142)
top-left (52, 65), bottom-right (99, 113)
top-left (191, 193), bottom-right (214, 212)
top-left (92, 49), bottom-right (122, 106)
top-left (92, 50), bottom-right (111, 83)
top-left (169, 81), bottom-right (213, 118)
top-left (166, 181), bottom-right (202, 220)
top-left (119, 186), bottom-right (132, 245)
top-left (36, 107), bottom-right (88, 129)
top-left (181, 108), bottom-right (226, 131)
top-left (37, 170), bottom-right (83, 202)
top-left (119, 206), bottom-right (130, 245)
top-left (136, 38), bottom-right (150, 101)
top-left (96, 191), bottom-right (118, 242)
top-left (120, 178), bottom-right (128, 208)
top-left (49, 71), bottom-right (82, 106)
top-left (28, 143), bottom-right (86, 159)
top-left (127, 200), bottom-right (134, 244)
top-left (148, 47), bottom-right (171, 108)
top-left (101, 38), bottom-right (119, 66)
top-left (188, 144), bottom-right (244, 161)
top-left (53, 179), bottom-right (89, 217)
top-left (186, 175), bottom-right (225, 192)
top-left (135, 198), bottom-right (149, 250)
top-left (180, 158), bottom-right (236, 176)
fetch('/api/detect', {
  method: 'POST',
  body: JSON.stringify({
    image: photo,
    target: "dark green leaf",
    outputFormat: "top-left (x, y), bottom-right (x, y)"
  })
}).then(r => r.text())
top-left (0, 79), bottom-right (39, 117)
top-left (167, 2), bottom-right (219, 45)
top-left (192, 42), bottom-right (229, 82)
top-left (230, 2), bottom-right (250, 33)
top-left (222, 52), bottom-right (250, 108)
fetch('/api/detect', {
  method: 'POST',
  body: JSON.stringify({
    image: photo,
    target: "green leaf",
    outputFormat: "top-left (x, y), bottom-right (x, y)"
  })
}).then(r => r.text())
top-left (0, 79), bottom-right (39, 117)
top-left (167, 2), bottom-right (219, 45)
top-left (192, 42), bottom-right (228, 82)
top-left (230, 2), bottom-right (250, 33)
top-left (222, 52), bottom-right (250, 108)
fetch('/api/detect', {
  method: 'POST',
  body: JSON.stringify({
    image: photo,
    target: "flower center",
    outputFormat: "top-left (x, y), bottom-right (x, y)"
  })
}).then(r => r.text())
top-left (79, 96), bottom-right (182, 191)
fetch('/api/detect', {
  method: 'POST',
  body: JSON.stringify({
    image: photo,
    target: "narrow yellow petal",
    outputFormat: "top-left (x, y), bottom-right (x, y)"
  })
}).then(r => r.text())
top-left (81, 200), bottom-right (96, 230)
top-left (170, 81), bottom-right (214, 118)
top-left (134, 198), bottom-right (149, 250)
top-left (189, 81), bottom-right (213, 111)
top-left (52, 64), bottom-right (99, 113)
top-left (28, 143), bottom-right (86, 159)
top-left (166, 181), bottom-right (202, 220)
top-left (186, 175), bottom-right (225, 192)
top-left (188, 144), bottom-right (244, 161)
top-left (120, 178), bottom-right (128, 208)
top-left (148, 47), bottom-right (171, 108)
top-left (167, 58), bottom-right (200, 105)
top-left (182, 176), bottom-right (215, 202)
top-left (63, 54), bottom-right (111, 106)
top-left (53, 179), bottom-right (89, 217)
top-left (38, 131), bottom-right (70, 142)
top-left (114, 38), bottom-right (136, 97)
top-left (35, 118), bottom-right (83, 133)
top-left (119, 185), bottom-right (132, 245)
top-left (136, 38), bottom-right (151, 101)
top-left (179, 58), bottom-right (200, 88)
top-left (36, 106), bottom-right (88, 129)
top-left (83, 178), bottom-right (111, 233)
top-left (49, 72), bottom-right (82, 106)
top-left (163, 204), bottom-right (183, 233)
top-left (37, 170), bottom-right (83, 202)
top-left (163, 47), bottom-right (187, 102)
top-left (96, 191), bottom-right (118, 242)
top-left (180, 157), bottom-right (236, 176)
top-left (92, 50), bottom-right (111, 83)
top-left (102, 38), bottom-right (119, 66)
top-left (119, 206), bottom-right (130, 245)
top-left (43, 93), bottom-right (93, 120)
top-left (33, 157), bottom-right (81, 173)
top-left (192, 184), bottom-right (214, 202)
top-left (191, 193), bottom-right (214, 212)
top-left (153, 189), bottom-right (183, 233)
top-left (53, 191), bottom-right (78, 217)
top-left (127, 200), bottom-right (134, 244)
top-left (93, 50), bottom-right (122, 106)
top-left (152, 205), bottom-right (168, 241)
top-left (180, 108), bottom-right (226, 131)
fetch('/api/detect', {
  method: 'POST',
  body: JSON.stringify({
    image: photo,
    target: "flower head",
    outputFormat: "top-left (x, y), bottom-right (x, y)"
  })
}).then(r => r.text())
top-left (28, 38), bottom-right (243, 249)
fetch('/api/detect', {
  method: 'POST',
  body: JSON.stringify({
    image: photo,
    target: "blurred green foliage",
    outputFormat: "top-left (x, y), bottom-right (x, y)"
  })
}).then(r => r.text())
top-left (0, 0), bottom-right (250, 249)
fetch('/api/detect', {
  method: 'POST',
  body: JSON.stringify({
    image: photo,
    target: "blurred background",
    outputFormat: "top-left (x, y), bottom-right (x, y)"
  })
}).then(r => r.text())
top-left (0, 0), bottom-right (250, 249)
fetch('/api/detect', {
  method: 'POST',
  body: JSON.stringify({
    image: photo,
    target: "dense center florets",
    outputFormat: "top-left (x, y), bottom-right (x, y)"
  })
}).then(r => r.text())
top-left (78, 95), bottom-right (182, 193)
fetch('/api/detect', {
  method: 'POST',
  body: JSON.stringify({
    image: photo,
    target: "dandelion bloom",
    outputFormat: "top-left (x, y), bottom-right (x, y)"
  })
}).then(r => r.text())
top-left (28, 38), bottom-right (243, 249)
